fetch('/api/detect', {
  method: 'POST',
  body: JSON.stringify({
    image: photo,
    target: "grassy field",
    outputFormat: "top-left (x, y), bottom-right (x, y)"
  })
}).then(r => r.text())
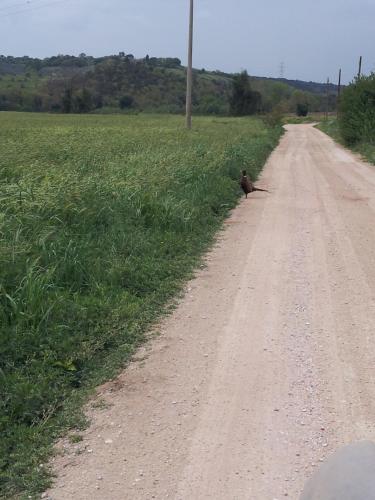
top-left (0, 112), bottom-right (282, 497)
top-left (318, 118), bottom-right (375, 165)
top-left (283, 112), bottom-right (330, 125)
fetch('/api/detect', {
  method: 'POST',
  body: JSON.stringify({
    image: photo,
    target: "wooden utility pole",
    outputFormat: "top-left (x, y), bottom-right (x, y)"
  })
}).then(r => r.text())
top-left (186, 0), bottom-right (194, 129)
top-left (358, 56), bottom-right (362, 79)
top-left (337, 68), bottom-right (342, 115)
top-left (325, 77), bottom-right (330, 120)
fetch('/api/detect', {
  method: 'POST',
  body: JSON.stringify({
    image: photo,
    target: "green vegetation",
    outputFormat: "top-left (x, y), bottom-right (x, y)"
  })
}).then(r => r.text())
top-left (0, 112), bottom-right (282, 497)
top-left (284, 112), bottom-right (327, 124)
top-left (0, 53), bottom-right (338, 115)
top-left (296, 102), bottom-right (309, 117)
top-left (0, 54), bottom-right (231, 114)
top-left (230, 70), bottom-right (262, 116)
top-left (318, 73), bottom-right (375, 165)
top-left (318, 118), bottom-right (375, 165)
top-left (317, 118), bottom-right (341, 141)
top-left (338, 74), bottom-right (375, 146)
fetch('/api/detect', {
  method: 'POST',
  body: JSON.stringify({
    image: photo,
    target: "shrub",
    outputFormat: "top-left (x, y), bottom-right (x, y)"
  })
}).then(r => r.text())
top-left (296, 102), bottom-right (309, 117)
top-left (263, 104), bottom-right (284, 127)
top-left (119, 95), bottom-right (134, 109)
top-left (338, 73), bottom-right (375, 145)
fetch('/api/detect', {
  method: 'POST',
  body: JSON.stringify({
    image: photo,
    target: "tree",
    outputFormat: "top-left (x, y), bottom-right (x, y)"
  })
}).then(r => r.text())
top-left (339, 73), bottom-right (375, 145)
top-left (119, 95), bottom-right (134, 109)
top-left (93, 93), bottom-right (103, 109)
top-left (291, 90), bottom-right (310, 116)
top-left (296, 102), bottom-right (309, 116)
top-left (62, 88), bottom-right (73, 113)
top-left (32, 95), bottom-right (43, 112)
top-left (74, 88), bottom-right (93, 113)
top-left (230, 71), bottom-right (262, 116)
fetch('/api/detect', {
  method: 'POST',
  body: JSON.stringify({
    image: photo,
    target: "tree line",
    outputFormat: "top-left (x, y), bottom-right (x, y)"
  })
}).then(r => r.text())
top-left (0, 54), bottom-right (337, 116)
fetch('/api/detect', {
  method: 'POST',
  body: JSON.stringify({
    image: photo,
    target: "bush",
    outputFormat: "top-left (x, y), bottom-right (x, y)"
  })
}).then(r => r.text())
top-left (119, 95), bottom-right (134, 109)
top-left (296, 102), bottom-right (309, 117)
top-left (263, 104), bottom-right (285, 127)
top-left (193, 96), bottom-right (229, 115)
top-left (338, 74), bottom-right (375, 145)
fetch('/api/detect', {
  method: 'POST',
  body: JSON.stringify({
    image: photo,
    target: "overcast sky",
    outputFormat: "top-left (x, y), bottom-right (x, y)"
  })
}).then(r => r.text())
top-left (0, 0), bottom-right (374, 83)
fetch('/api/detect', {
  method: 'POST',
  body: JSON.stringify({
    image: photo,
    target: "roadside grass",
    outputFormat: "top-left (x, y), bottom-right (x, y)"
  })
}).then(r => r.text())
top-left (317, 118), bottom-right (375, 165)
top-left (283, 112), bottom-right (328, 125)
top-left (0, 112), bottom-right (282, 498)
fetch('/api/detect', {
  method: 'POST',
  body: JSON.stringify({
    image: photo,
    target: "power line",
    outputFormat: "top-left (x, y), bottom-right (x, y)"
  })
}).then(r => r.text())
top-left (0, 0), bottom-right (72, 17)
top-left (0, 0), bottom-right (30, 4)
top-left (0, 1), bottom-right (44, 13)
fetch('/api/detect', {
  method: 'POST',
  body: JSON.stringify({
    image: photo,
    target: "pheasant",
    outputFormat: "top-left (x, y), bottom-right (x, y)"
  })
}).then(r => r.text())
top-left (240, 170), bottom-right (268, 198)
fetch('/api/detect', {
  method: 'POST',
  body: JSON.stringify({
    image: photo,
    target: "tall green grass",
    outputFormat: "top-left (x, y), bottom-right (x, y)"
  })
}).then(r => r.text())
top-left (318, 118), bottom-right (375, 165)
top-left (318, 74), bottom-right (375, 165)
top-left (0, 112), bottom-right (282, 497)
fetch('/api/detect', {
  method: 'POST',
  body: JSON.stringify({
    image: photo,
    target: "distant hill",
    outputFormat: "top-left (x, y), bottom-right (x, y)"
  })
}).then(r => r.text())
top-left (254, 76), bottom-right (339, 95)
top-left (0, 53), bottom-right (338, 114)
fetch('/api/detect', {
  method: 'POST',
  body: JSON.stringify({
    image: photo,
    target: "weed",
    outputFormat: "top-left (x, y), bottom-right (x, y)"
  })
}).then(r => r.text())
top-left (68, 434), bottom-right (83, 444)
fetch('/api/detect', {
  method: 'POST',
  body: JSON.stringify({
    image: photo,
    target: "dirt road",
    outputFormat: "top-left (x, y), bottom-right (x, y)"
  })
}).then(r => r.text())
top-left (47, 124), bottom-right (375, 499)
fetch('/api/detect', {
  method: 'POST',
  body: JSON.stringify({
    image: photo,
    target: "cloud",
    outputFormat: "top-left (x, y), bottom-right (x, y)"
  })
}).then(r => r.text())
top-left (0, 0), bottom-right (373, 83)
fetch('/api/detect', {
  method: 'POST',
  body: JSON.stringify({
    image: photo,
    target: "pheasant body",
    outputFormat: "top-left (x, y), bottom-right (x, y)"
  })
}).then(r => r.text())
top-left (240, 170), bottom-right (268, 198)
